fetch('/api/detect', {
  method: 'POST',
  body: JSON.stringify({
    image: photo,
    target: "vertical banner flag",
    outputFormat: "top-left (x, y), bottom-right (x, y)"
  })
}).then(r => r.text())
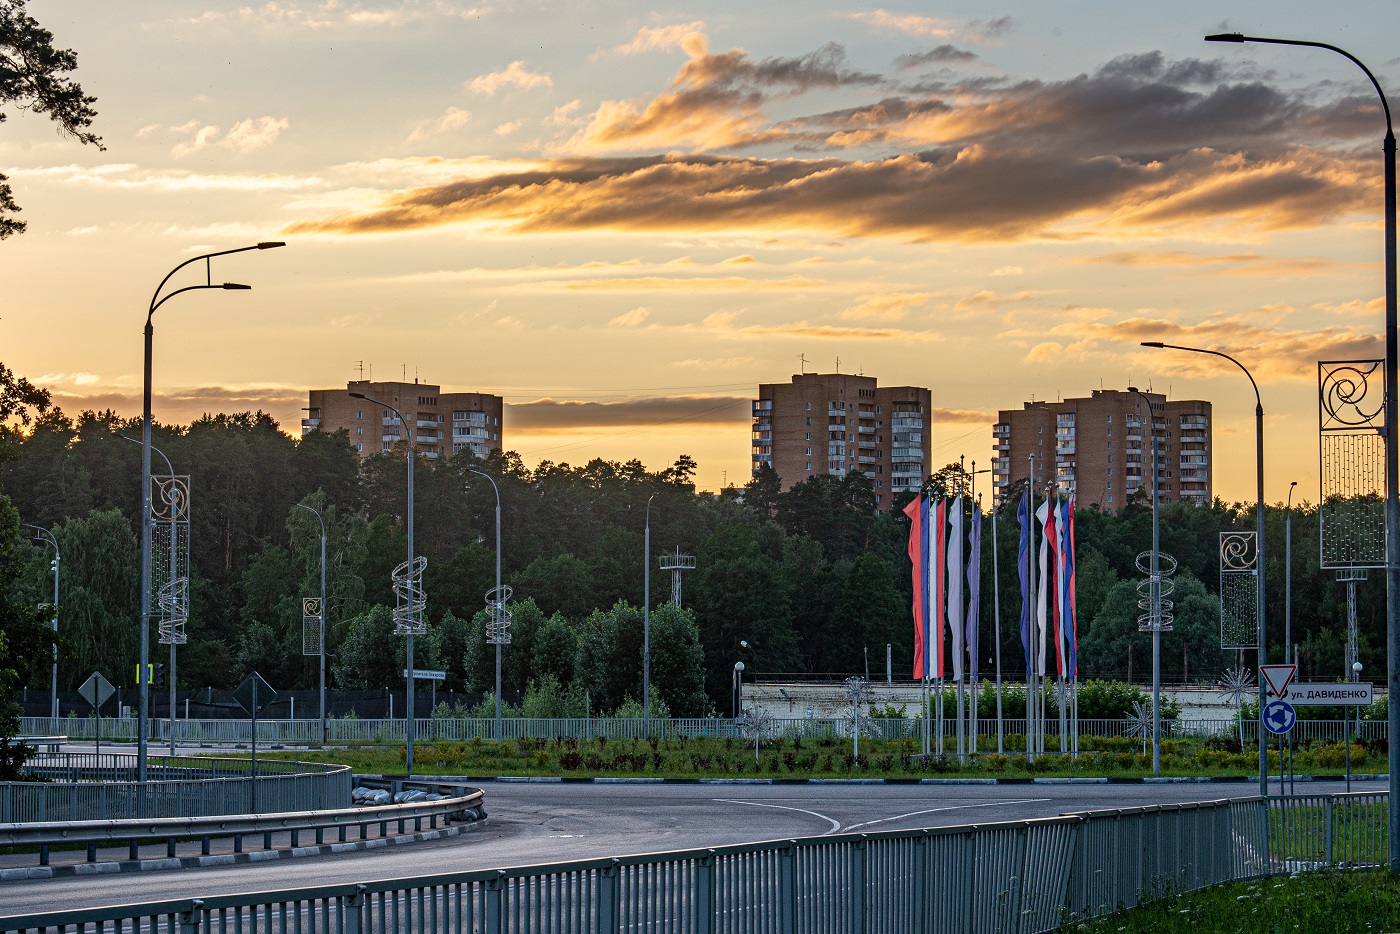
top-left (947, 496), bottom-right (965, 682)
top-left (1061, 496), bottom-right (1078, 677)
top-left (966, 506), bottom-right (982, 683)
top-left (933, 498), bottom-right (947, 680)
top-left (1035, 498), bottom-right (1050, 677)
top-left (903, 495), bottom-right (927, 679)
top-left (1017, 489), bottom-right (1031, 676)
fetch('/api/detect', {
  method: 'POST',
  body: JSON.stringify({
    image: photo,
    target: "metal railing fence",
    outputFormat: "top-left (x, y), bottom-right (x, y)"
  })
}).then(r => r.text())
top-left (0, 793), bottom-right (1385, 933)
top-left (0, 754), bottom-right (351, 823)
top-left (20, 714), bottom-right (1388, 746)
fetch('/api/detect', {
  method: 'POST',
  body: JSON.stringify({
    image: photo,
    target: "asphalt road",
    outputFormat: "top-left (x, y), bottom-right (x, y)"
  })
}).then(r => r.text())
top-left (0, 777), bottom-right (1364, 918)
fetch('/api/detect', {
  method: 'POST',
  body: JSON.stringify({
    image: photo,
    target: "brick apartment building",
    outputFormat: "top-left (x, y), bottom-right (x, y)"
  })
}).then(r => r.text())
top-left (992, 389), bottom-right (1212, 510)
top-left (752, 373), bottom-right (932, 510)
top-left (304, 380), bottom-right (503, 460)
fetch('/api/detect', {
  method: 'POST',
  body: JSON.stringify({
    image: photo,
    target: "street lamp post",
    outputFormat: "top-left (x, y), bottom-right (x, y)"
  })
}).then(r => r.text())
top-left (1143, 342), bottom-right (1267, 795)
top-left (1206, 29), bottom-right (1398, 867)
top-left (733, 661), bottom-right (745, 719)
top-left (1128, 387), bottom-right (1164, 777)
top-left (643, 492), bottom-right (657, 740)
top-left (1285, 481), bottom-right (1298, 665)
top-left (295, 502), bottom-right (328, 746)
top-left (22, 524), bottom-right (59, 722)
top-left (349, 392), bottom-right (419, 774)
top-left (467, 469), bottom-right (503, 742)
top-left (141, 241), bottom-right (284, 782)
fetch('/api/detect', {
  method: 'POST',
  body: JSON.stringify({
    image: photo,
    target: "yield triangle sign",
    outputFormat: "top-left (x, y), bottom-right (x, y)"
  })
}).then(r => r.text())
top-left (1259, 664), bottom-right (1297, 698)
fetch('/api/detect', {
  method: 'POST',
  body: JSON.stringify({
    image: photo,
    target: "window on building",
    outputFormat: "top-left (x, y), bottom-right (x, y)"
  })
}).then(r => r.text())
top-left (806, 463), bottom-right (812, 471)
top-left (356, 427), bottom-right (363, 436)
top-left (356, 410), bottom-right (363, 420)
top-left (805, 432), bottom-right (810, 441)
top-left (356, 442), bottom-right (363, 452)
top-left (805, 447), bottom-right (811, 455)
top-left (805, 402), bottom-right (811, 411)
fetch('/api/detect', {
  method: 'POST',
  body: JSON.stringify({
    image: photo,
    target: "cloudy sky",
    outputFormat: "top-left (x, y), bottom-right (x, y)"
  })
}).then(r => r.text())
top-left (4, 1), bottom-right (1397, 501)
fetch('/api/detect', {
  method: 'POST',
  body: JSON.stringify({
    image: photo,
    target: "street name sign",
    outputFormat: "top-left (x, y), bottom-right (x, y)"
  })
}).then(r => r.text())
top-left (405, 669), bottom-right (447, 681)
top-left (1269, 681), bottom-right (1373, 707)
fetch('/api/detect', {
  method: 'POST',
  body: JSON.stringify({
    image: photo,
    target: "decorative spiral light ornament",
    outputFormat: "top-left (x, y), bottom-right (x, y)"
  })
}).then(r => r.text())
top-left (486, 583), bottom-right (513, 645)
top-left (157, 577), bottom-right (189, 645)
top-left (1135, 550), bottom-right (1177, 632)
top-left (1219, 532), bottom-right (1257, 571)
top-left (1320, 361), bottom-right (1384, 430)
top-left (392, 555), bottom-right (428, 635)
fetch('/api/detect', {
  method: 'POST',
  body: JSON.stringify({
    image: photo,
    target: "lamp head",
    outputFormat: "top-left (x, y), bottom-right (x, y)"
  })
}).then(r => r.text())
top-left (1141, 341), bottom-right (1165, 348)
top-left (740, 639), bottom-right (750, 649)
top-left (734, 661), bottom-right (745, 672)
top-left (1205, 32), bottom-right (1245, 43)
top-left (221, 282), bottom-right (252, 290)
top-left (1353, 661), bottom-right (1363, 673)
top-left (1127, 386), bottom-right (1139, 393)
top-left (256, 241), bottom-right (287, 249)
top-left (348, 391), bottom-right (367, 400)
top-left (1290, 481), bottom-right (1298, 488)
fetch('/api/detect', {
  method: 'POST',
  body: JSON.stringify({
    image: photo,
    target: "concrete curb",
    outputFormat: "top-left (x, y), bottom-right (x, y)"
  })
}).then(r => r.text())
top-left (0, 820), bottom-right (490, 882)
top-left (414, 772), bottom-right (1390, 786)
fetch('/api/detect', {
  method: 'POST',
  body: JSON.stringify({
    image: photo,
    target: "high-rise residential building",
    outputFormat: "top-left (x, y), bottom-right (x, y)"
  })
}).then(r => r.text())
top-left (752, 373), bottom-right (932, 510)
top-left (992, 389), bottom-right (1212, 510)
top-left (303, 380), bottom-right (503, 460)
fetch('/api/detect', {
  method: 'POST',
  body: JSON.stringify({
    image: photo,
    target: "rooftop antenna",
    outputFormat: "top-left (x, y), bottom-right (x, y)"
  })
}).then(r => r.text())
top-left (835, 356), bottom-right (841, 374)
top-left (368, 363), bottom-right (373, 381)
top-left (797, 353), bottom-right (809, 375)
top-left (402, 364), bottom-right (407, 382)
top-left (355, 360), bottom-right (365, 380)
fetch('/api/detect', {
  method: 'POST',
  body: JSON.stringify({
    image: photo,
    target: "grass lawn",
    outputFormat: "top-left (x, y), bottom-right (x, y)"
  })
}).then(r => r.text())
top-left (1058, 870), bottom-right (1400, 933)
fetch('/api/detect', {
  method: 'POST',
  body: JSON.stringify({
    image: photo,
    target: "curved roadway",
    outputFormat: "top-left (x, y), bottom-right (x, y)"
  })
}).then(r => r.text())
top-left (0, 777), bottom-right (1361, 917)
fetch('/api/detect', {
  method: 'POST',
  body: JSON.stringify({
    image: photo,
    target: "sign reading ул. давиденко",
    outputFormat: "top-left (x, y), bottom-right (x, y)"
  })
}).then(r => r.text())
top-left (1267, 682), bottom-right (1373, 707)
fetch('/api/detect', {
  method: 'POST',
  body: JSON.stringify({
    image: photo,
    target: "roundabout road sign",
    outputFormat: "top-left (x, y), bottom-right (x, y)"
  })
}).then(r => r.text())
top-left (1263, 699), bottom-right (1297, 735)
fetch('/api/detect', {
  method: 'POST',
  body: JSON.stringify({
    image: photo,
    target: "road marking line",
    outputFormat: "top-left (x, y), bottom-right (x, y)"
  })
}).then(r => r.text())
top-left (839, 798), bottom-right (1053, 833)
top-left (712, 799), bottom-right (842, 835)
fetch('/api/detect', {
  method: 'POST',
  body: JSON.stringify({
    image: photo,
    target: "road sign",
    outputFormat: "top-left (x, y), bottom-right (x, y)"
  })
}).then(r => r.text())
top-left (78, 672), bottom-right (115, 709)
top-left (404, 669), bottom-right (447, 681)
top-left (1274, 682), bottom-right (1374, 707)
top-left (233, 672), bottom-right (277, 717)
top-left (1263, 699), bottom-right (1297, 735)
top-left (1259, 664), bottom-right (1297, 697)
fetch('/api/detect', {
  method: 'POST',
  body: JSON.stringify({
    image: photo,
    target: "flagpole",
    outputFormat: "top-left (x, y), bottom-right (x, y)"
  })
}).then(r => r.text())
top-left (1026, 456), bottom-right (1039, 760)
top-left (992, 495), bottom-right (1004, 756)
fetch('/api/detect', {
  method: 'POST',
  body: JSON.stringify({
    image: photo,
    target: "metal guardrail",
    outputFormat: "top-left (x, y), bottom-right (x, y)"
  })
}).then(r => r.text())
top-left (0, 754), bottom-right (351, 823)
top-left (0, 782), bottom-right (485, 869)
top-left (20, 715), bottom-right (1390, 746)
top-left (0, 793), bottom-right (1385, 933)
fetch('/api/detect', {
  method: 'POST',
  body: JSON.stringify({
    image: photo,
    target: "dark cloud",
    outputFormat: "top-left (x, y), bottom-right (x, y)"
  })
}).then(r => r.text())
top-left (506, 396), bottom-right (750, 430)
top-left (292, 48), bottom-right (1378, 243)
top-left (972, 16), bottom-right (1013, 38)
top-left (894, 45), bottom-right (978, 70)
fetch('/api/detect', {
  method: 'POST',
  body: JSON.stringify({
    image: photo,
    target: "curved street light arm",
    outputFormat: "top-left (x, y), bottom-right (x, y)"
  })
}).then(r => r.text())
top-left (147, 242), bottom-right (284, 324)
top-left (1140, 342), bottom-right (1261, 411)
top-left (1207, 34), bottom-right (1392, 131)
top-left (119, 434), bottom-right (173, 475)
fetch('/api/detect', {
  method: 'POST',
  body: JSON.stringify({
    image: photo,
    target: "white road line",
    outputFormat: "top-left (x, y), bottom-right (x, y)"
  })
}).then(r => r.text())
top-left (712, 799), bottom-right (842, 835)
top-left (839, 798), bottom-right (1053, 833)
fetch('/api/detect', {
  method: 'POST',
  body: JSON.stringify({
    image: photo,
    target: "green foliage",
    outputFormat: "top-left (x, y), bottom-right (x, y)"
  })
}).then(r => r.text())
top-left (0, 0), bottom-right (104, 239)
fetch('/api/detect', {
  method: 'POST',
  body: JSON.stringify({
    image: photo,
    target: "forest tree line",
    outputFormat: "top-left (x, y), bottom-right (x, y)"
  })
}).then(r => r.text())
top-left (0, 364), bottom-right (1384, 719)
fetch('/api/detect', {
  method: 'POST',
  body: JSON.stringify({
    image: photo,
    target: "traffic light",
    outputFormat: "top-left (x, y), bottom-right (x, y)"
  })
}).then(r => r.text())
top-left (154, 663), bottom-right (166, 689)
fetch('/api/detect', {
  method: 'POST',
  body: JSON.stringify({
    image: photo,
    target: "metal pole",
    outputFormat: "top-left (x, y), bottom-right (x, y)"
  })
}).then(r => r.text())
top-left (1286, 483), bottom-right (1296, 664)
top-left (991, 500), bottom-right (1004, 755)
top-left (467, 469), bottom-right (503, 742)
top-left (23, 525), bottom-right (59, 722)
top-left (1142, 341), bottom-right (1266, 795)
top-left (1027, 455), bottom-right (1038, 759)
top-left (644, 492), bottom-right (656, 739)
top-left (352, 393), bottom-right (417, 771)
top-left (1131, 388), bottom-right (1163, 776)
top-left (296, 503), bottom-right (328, 746)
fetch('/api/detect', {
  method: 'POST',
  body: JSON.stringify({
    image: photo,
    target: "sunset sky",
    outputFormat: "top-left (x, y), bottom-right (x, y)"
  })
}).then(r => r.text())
top-left (4, 1), bottom-right (1398, 502)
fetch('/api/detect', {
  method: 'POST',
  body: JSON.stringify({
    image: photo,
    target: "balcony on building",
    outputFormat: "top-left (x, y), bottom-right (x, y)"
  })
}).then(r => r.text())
top-left (993, 423), bottom-right (1011, 438)
top-left (752, 400), bottom-right (773, 417)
